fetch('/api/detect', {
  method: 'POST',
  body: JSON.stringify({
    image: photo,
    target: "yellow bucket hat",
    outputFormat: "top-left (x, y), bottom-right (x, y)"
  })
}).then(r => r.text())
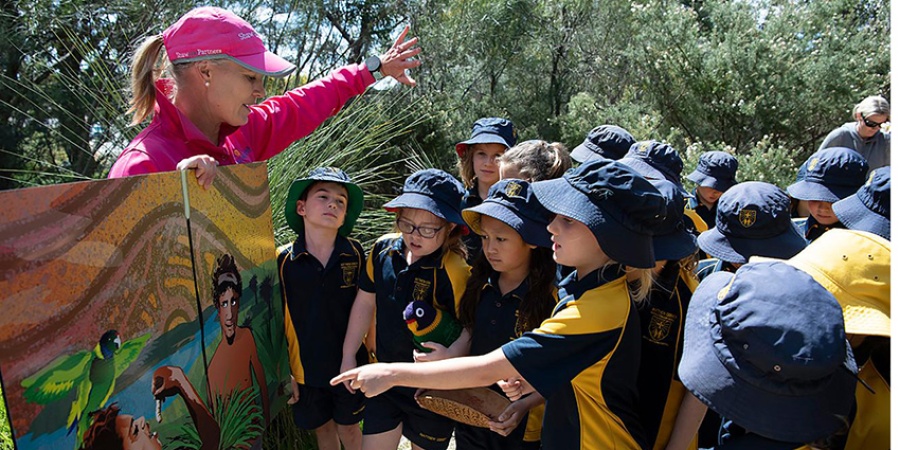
top-left (783, 229), bottom-right (890, 337)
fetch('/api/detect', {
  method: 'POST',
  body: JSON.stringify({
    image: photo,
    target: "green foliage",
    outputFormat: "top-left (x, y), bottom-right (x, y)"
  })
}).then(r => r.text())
top-left (682, 136), bottom-right (803, 191)
top-left (167, 385), bottom-right (265, 450)
top-left (0, 385), bottom-right (12, 450)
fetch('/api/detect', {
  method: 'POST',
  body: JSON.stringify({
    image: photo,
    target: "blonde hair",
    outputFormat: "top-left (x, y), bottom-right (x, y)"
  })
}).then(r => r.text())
top-left (128, 35), bottom-right (168, 126)
top-left (625, 267), bottom-right (653, 303)
top-left (853, 95), bottom-right (890, 120)
top-left (456, 145), bottom-right (477, 188)
top-left (499, 140), bottom-right (572, 181)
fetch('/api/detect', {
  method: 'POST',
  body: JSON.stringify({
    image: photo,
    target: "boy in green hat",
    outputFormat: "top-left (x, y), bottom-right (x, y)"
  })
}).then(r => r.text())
top-left (278, 167), bottom-right (368, 450)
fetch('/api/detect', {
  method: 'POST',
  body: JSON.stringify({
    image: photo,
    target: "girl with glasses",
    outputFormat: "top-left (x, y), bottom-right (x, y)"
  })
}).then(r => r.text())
top-left (339, 169), bottom-right (471, 450)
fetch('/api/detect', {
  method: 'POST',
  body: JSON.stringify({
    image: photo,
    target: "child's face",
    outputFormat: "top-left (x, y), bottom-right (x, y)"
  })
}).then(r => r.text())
top-left (471, 143), bottom-right (506, 187)
top-left (808, 200), bottom-right (839, 225)
top-left (547, 214), bottom-right (610, 274)
top-left (398, 208), bottom-right (453, 259)
top-left (696, 186), bottom-right (723, 205)
top-left (479, 216), bottom-right (533, 277)
top-left (297, 182), bottom-right (349, 231)
top-left (499, 162), bottom-right (527, 181)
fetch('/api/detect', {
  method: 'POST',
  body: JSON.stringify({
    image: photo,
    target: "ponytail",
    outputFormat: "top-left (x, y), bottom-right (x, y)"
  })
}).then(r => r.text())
top-left (128, 34), bottom-right (167, 126)
top-left (545, 142), bottom-right (572, 180)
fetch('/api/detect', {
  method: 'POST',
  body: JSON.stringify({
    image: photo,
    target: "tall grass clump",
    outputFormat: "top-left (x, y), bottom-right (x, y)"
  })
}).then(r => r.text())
top-left (0, 384), bottom-right (12, 450)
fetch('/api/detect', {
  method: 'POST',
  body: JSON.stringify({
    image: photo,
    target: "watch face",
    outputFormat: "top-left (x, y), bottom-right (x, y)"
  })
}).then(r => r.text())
top-left (365, 55), bottom-right (381, 72)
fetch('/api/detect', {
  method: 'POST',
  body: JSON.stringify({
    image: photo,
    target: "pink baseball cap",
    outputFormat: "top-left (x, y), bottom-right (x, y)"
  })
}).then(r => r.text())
top-left (162, 6), bottom-right (296, 77)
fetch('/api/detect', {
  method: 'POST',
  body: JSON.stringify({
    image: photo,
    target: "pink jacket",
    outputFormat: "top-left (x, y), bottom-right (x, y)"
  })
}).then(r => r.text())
top-left (108, 64), bottom-right (375, 178)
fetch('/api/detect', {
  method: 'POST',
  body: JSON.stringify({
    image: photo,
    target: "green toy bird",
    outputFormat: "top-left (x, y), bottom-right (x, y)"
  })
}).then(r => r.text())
top-left (21, 330), bottom-right (150, 449)
top-left (403, 300), bottom-right (462, 353)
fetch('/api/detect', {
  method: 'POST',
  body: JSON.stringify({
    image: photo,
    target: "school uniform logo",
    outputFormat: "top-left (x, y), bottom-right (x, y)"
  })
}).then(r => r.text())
top-left (412, 278), bottom-right (431, 302)
top-left (807, 157), bottom-right (819, 172)
top-left (739, 209), bottom-right (757, 228)
top-left (648, 308), bottom-right (676, 343)
top-left (340, 262), bottom-right (359, 288)
top-left (505, 181), bottom-right (524, 198)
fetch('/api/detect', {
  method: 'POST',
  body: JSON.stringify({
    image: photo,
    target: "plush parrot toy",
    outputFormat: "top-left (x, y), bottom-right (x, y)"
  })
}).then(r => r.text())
top-left (21, 330), bottom-right (150, 449)
top-left (403, 300), bottom-right (462, 353)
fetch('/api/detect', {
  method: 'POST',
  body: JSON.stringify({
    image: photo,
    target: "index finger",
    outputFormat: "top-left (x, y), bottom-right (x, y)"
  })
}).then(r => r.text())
top-left (330, 370), bottom-right (357, 386)
top-left (393, 25), bottom-right (410, 47)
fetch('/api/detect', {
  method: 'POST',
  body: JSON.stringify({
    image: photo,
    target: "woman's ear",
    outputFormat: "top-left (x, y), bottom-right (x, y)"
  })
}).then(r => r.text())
top-left (196, 60), bottom-right (213, 81)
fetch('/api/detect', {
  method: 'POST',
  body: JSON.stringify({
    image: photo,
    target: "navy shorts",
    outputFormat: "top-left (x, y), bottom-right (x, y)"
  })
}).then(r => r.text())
top-left (362, 386), bottom-right (454, 450)
top-left (455, 419), bottom-right (529, 450)
top-left (292, 383), bottom-right (365, 429)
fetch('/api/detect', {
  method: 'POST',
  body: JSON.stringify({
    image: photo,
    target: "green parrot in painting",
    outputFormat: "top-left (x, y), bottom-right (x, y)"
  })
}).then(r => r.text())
top-left (21, 330), bottom-right (151, 449)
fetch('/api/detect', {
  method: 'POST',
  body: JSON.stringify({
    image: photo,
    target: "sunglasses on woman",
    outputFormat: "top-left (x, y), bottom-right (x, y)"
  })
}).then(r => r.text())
top-left (861, 115), bottom-right (886, 128)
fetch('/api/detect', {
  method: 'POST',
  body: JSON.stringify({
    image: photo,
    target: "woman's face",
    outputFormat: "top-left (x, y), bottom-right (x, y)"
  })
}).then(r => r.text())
top-left (856, 112), bottom-right (888, 139)
top-left (206, 60), bottom-right (266, 127)
top-left (479, 216), bottom-right (533, 277)
top-left (471, 143), bottom-right (506, 189)
top-left (116, 414), bottom-right (162, 450)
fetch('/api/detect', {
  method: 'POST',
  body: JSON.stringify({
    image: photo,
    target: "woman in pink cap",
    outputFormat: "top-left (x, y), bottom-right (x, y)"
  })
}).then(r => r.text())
top-left (109, 6), bottom-right (420, 187)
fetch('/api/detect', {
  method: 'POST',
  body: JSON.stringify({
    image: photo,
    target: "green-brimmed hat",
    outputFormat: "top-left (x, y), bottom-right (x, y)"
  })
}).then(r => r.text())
top-left (285, 167), bottom-right (363, 237)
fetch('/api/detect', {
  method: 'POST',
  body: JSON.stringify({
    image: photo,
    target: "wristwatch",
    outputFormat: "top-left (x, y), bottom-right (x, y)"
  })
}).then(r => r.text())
top-left (365, 55), bottom-right (384, 81)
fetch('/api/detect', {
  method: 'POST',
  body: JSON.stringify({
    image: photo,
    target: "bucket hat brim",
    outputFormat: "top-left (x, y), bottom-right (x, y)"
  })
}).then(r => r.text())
top-left (697, 225), bottom-right (806, 264)
top-left (620, 157), bottom-right (689, 196)
top-left (653, 229), bottom-right (698, 262)
top-left (570, 143), bottom-right (610, 163)
top-left (687, 171), bottom-right (736, 193)
top-left (832, 194), bottom-right (890, 240)
top-left (679, 271), bottom-right (858, 443)
top-left (455, 135), bottom-right (512, 158)
top-left (384, 192), bottom-right (466, 225)
top-left (285, 177), bottom-right (363, 237)
top-left (462, 203), bottom-right (552, 248)
top-left (786, 180), bottom-right (856, 203)
top-left (531, 178), bottom-right (655, 268)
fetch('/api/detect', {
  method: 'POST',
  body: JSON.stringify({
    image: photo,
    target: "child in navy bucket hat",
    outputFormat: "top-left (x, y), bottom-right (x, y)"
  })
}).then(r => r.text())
top-left (332, 159), bottom-right (667, 450)
top-left (631, 179), bottom-right (703, 450)
top-left (278, 167), bottom-right (369, 448)
top-left (832, 166), bottom-right (890, 240)
top-left (679, 261), bottom-right (858, 448)
top-left (570, 124), bottom-right (636, 162)
top-left (457, 117), bottom-right (518, 263)
top-left (686, 151), bottom-right (739, 231)
top-left (696, 182), bottom-right (807, 280)
top-left (338, 168), bottom-right (471, 450)
top-left (456, 179), bottom-right (557, 449)
top-left (787, 147), bottom-right (869, 242)
top-left (619, 140), bottom-right (689, 195)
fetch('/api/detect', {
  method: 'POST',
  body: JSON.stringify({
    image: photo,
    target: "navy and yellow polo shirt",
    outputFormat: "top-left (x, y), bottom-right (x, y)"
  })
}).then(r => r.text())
top-left (461, 185), bottom-right (484, 263)
top-left (687, 191), bottom-right (716, 232)
top-left (359, 233), bottom-right (470, 363)
top-left (279, 235), bottom-right (367, 387)
top-left (796, 215), bottom-right (844, 243)
top-left (636, 266), bottom-right (699, 450)
top-left (501, 265), bottom-right (647, 450)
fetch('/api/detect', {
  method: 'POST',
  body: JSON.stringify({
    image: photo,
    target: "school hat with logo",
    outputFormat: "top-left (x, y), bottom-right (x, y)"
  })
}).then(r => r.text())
top-left (570, 125), bottom-right (636, 162)
top-left (619, 140), bottom-right (688, 195)
top-left (462, 179), bottom-right (553, 248)
top-left (698, 182), bottom-right (806, 264)
top-left (784, 229), bottom-right (890, 338)
top-left (285, 167), bottom-right (364, 237)
top-left (647, 179), bottom-right (698, 261)
top-left (832, 166), bottom-right (890, 240)
top-left (531, 159), bottom-right (666, 268)
top-left (786, 147), bottom-right (869, 203)
top-left (163, 6), bottom-right (296, 77)
top-left (686, 151), bottom-right (739, 192)
top-left (455, 118), bottom-right (517, 158)
top-left (679, 261), bottom-right (858, 443)
top-left (384, 169), bottom-right (467, 225)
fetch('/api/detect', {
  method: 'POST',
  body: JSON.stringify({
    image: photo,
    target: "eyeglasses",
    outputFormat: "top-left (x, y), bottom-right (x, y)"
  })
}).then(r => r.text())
top-left (861, 116), bottom-right (886, 128)
top-left (396, 218), bottom-right (444, 238)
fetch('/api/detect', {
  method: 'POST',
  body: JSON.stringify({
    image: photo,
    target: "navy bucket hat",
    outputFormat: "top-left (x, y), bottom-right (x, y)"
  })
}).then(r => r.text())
top-left (686, 151), bottom-right (738, 192)
top-left (787, 147), bottom-right (869, 203)
top-left (455, 117), bottom-right (517, 158)
top-left (285, 167), bottom-right (364, 237)
top-left (531, 159), bottom-right (666, 268)
top-left (832, 166), bottom-right (891, 240)
top-left (570, 125), bottom-right (636, 162)
top-left (619, 140), bottom-right (688, 195)
top-left (384, 169), bottom-right (467, 225)
top-left (679, 261), bottom-right (857, 443)
top-left (462, 179), bottom-right (553, 248)
top-left (698, 182), bottom-right (806, 264)
top-left (648, 179), bottom-right (698, 261)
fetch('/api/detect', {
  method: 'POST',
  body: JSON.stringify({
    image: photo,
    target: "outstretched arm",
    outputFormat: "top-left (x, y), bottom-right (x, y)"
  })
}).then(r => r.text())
top-left (331, 347), bottom-right (519, 397)
top-left (153, 366), bottom-right (220, 450)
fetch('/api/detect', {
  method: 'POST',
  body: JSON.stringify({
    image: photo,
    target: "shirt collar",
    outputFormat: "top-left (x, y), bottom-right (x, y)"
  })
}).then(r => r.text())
top-left (289, 234), bottom-right (353, 266)
top-left (483, 271), bottom-right (529, 300)
top-left (559, 264), bottom-right (626, 300)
